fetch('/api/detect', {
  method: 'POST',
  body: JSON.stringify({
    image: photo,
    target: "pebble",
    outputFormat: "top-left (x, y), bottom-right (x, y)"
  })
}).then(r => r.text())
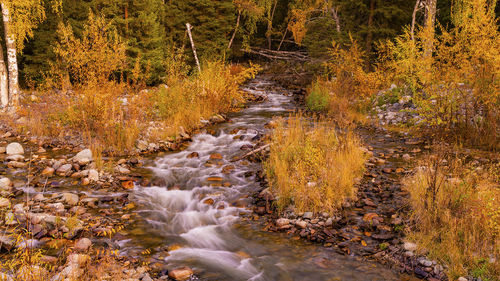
top-left (57, 164), bottom-right (73, 176)
top-left (276, 218), bottom-right (290, 228)
top-left (74, 238), bottom-right (92, 251)
top-left (168, 267), bottom-right (193, 281)
top-left (295, 220), bottom-right (307, 229)
top-left (457, 277), bottom-right (468, 281)
top-left (302, 212), bottom-right (313, 219)
top-left (0, 197), bottom-right (10, 208)
top-left (63, 193), bottom-right (79, 205)
top-left (41, 167), bottom-right (55, 177)
top-left (403, 241), bottom-right (417, 251)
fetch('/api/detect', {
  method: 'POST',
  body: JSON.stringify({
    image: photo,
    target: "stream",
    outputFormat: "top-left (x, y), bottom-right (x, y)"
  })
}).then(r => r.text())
top-left (125, 79), bottom-right (403, 280)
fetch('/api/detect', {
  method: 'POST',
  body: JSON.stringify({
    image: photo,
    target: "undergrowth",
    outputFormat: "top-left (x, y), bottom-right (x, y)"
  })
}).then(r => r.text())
top-left (404, 153), bottom-right (500, 280)
top-left (264, 115), bottom-right (367, 214)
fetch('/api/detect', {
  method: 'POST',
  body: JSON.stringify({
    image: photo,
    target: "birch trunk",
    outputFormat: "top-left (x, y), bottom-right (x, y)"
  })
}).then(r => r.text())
top-left (0, 41), bottom-right (7, 108)
top-left (423, 0), bottom-right (437, 58)
top-left (227, 10), bottom-right (241, 50)
top-left (186, 23), bottom-right (201, 73)
top-left (1, 3), bottom-right (19, 108)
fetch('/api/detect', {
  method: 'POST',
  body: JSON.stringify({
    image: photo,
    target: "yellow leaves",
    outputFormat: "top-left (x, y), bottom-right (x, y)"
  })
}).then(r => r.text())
top-left (288, 9), bottom-right (309, 45)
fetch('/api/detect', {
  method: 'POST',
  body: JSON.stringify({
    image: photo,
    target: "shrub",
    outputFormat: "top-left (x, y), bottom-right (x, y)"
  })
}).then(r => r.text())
top-left (404, 154), bottom-right (500, 279)
top-left (264, 115), bottom-right (367, 213)
top-left (306, 80), bottom-right (330, 112)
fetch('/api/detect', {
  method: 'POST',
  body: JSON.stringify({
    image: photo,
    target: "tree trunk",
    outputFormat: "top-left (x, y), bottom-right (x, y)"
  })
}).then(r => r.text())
top-left (411, 0), bottom-right (421, 41)
top-left (423, 0), bottom-right (437, 57)
top-left (365, 0), bottom-right (375, 53)
top-left (227, 10), bottom-right (241, 50)
top-left (0, 41), bottom-right (7, 108)
top-left (267, 0), bottom-right (278, 50)
top-left (331, 6), bottom-right (341, 33)
top-left (1, 3), bottom-right (19, 108)
top-left (186, 23), bottom-right (201, 72)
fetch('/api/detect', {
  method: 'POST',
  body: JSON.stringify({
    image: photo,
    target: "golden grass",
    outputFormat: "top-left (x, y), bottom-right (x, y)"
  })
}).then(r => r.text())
top-left (20, 61), bottom-right (259, 155)
top-left (404, 156), bottom-right (500, 280)
top-left (264, 115), bottom-right (367, 213)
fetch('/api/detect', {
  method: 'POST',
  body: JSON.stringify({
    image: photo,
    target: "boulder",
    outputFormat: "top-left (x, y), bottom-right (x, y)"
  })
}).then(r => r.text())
top-left (6, 142), bottom-right (24, 155)
top-left (73, 149), bottom-right (92, 166)
top-left (168, 267), bottom-right (193, 281)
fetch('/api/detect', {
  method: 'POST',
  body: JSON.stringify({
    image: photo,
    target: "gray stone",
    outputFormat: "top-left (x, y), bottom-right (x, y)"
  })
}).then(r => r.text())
top-left (63, 193), bottom-right (79, 206)
top-left (0, 197), bottom-right (10, 208)
top-left (295, 220), bottom-right (307, 229)
top-left (73, 149), bottom-right (92, 166)
top-left (302, 212), bottom-right (313, 219)
top-left (276, 218), bottom-right (290, 228)
top-left (6, 154), bottom-right (24, 162)
top-left (74, 238), bottom-right (92, 251)
top-left (88, 169), bottom-right (99, 181)
top-left (402, 154), bottom-right (411, 161)
top-left (116, 166), bottom-right (131, 174)
top-left (457, 277), bottom-right (468, 281)
top-left (6, 142), bottom-right (24, 155)
top-left (57, 164), bottom-right (73, 176)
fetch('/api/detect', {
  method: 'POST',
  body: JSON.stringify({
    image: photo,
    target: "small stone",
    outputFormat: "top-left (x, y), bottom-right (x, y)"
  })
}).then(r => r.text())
top-left (403, 241), bottom-right (418, 251)
top-left (420, 259), bottom-right (433, 267)
top-left (0, 177), bottom-right (12, 191)
top-left (276, 218), bottom-right (290, 228)
top-left (187, 152), bottom-right (199, 158)
top-left (402, 154), bottom-right (411, 161)
top-left (0, 197), bottom-right (10, 208)
top-left (41, 167), bottom-right (55, 177)
top-left (74, 238), bottom-right (92, 251)
top-left (168, 267), bottom-right (193, 281)
top-left (302, 212), bottom-right (313, 219)
top-left (57, 164), bottom-right (73, 176)
top-left (295, 220), bottom-right (307, 229)
top-left (73, 149), bottom-right (92, 165)
top-left (67, 254), bottom-right (90, 266)
top-left (6, 142), bottom-right (24, 155)
top-left (33, 194), bottom-right (46, 201)
top-left (209, 153), bottom-right (223, 160)
top-left (116, 166), bottom-right (131, 174)
top-left (6, 154), bottom-right (24, 161)
top-left (88, 169), bottom-right (99, 181)
top-left (63, 193), bottom-right (79, 205)
top-left (81, 178), bottom-right (90, 186)
top-left (0, 147), bottom-right (5, 154)
top-left (7, 161), bottom-right (26, 168)
top-left (457, 277), bottom-right (468, 281)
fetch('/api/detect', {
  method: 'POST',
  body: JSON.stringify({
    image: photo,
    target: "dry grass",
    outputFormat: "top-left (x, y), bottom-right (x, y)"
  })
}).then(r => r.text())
top-left (404, 154), bottom-right (500, 280)
top-left (264, 115), bottom-right (367, 214)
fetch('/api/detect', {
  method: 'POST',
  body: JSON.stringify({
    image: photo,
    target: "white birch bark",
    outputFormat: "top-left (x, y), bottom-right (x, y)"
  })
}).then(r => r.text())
top-left (0, 40), bottom-right (8, 108)
top-left (1, 2), bottom-right (19, 108)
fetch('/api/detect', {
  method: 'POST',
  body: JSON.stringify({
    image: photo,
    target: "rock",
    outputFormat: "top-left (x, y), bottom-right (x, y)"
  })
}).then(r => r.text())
top-left (6, 142), bottom-right (24, 155)
top-left (276, 218), bottom-right (290, 228)
top-left (63, 193), bottom-right (79, 205)
top-left (6, 154), bottom-right (24, 161)
top-left (0, 197), bottom-right (10, 208)
top-left (7, 161), bottom-right (26, 168)
top-left (419, 259), bottom-right (433, 267)
top-left (0, 235), bottom-right (15, 250)
top-left (0, 177), bottom-right (12, 192)
top-left (41, 167), bottom-right (55, 177)
top-left (0, 147), bottom-right (5, 154)
top-left (457, 277), bottom-right (468, 281)
top-left (210, 153), bottom-right (223, 160)
top-left (67, 253), bottom-right (90, 266)
top-left (74, 238), bottom-right (92, 251)
top-left (402, 154), bottom-right (411, 161)
top-left (81, 178), bottom-right (90, 186)
top-left (168, 267), bottom-right (193, 281)
top-left (88, 169), bottom-right (99, 182)
top-left (295, 220), bottom-right (308, 229)
top-left (403, 241), bottom-right (418, 251)
top-left (187, 152), bottom-right (199, 158)
top-left (17, 265), bottom-right (47, 280)
top-left (5, 212), bottom-right (16, 225)
top-left (325, 218), bottom-right (333, 227)
top-left (47, 202), bottom-right (65, 213)
top-left (0, 272), bottom-right (12, 281)
top-left (116, 166), bottom-right (131, 174)
top-left (73, 149), bottom-right (92, 165)
top-left (57, 164), bottom-right (73, 176)
top-left (142, 273), bottom-right (153, 281)
top-left (303, 212), bottom-right (313, 219)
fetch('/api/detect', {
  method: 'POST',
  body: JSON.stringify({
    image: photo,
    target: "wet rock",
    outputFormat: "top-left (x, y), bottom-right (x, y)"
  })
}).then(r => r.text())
top-left (187, 152), bottom-right (199, 158)
top-left (7, 161), bottom-right (26, 168)
top-left (276, 218), bottom-right (290, 228)
top-left (57, 164), bottom-right (73, 176)
top-left (168, 267), bottom-right (193, 281)
top-left (116, 166), bottom-right (131, 174)
top-left (74, 238), bottom-right (92, 251)
top-left (210, 153), bottom-right (223, 160)
top-left (63, 193), bottom-right (79, 205)
top-left (0, 235), bottom-right (15, 250)
top-left (6, 142), bottom-right (24, 155)
top-left (41, 167), bottom-right (55, 177)
top-left (0, 197), bottom-right (10, 208)
top-left (202, 198), bottom-right (214, 205)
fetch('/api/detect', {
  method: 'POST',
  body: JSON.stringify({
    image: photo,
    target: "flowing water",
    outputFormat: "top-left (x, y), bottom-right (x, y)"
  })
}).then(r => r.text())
top-left (129, 79), bottom-right (402, 280)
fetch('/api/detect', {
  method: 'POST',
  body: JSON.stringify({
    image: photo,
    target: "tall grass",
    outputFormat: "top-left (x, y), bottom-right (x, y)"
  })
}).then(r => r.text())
top-left (404, 155), bottom-right (499, 280)
top-left (264, 115), bottom-right (367, 213)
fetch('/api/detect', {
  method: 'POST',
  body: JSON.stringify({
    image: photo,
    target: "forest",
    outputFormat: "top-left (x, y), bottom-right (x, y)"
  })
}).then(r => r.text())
top-left (0, 0), bottom-right (498, 281)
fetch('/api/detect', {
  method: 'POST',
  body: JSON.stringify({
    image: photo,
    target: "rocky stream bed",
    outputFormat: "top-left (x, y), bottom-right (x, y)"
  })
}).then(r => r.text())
top-left (0, 77), bottom-right (448, 281)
